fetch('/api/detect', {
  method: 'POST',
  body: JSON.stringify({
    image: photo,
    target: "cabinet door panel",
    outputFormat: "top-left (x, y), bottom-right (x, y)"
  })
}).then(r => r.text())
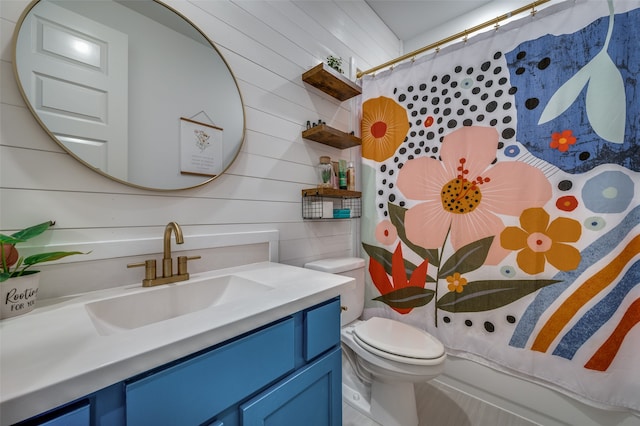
top-left (39, 403), bottom-right (90, 426)
top-left (304, 299), bottom-right (340, 361)
top-left (126, 319), bottom-right (295, 426)
top-left (240, 347), bottom-right (341, 426)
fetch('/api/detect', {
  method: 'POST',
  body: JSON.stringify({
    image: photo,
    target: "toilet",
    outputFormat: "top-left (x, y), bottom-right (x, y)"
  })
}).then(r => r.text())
top-left (304, 257), bottom-right (446, 426)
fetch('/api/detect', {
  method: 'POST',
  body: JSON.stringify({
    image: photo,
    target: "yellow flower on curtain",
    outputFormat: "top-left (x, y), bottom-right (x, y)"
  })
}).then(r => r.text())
top-left (361, 96), bottom-right (409, 162)
top-left (500, 207), bottom-right (582, 275)
top-left (446, 272), bottom-right (468, 293)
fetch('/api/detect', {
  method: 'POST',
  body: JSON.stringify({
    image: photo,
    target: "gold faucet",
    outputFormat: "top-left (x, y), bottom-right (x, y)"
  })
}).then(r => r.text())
top-left (127, 221), bottom-right (200, 287)
top-left (163, 221), bottom-right (183, 278)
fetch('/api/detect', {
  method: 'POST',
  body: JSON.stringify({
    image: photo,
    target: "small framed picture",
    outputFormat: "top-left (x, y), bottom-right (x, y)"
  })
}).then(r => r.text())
top-left (179, 117), bottom-right (223, 177)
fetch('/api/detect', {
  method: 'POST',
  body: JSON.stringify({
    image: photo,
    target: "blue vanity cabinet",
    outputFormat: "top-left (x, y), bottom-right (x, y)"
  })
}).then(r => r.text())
top-left (14, 298), bottom-right (341, 426)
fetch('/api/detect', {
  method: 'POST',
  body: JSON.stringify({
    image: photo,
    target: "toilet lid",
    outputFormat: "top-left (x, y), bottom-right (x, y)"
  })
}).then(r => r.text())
top-left (353, 317), bottom-right (445, 361)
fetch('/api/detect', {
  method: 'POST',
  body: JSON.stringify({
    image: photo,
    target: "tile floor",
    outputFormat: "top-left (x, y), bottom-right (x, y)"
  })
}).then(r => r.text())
top-left (342, 380), bottom-right (539, 426)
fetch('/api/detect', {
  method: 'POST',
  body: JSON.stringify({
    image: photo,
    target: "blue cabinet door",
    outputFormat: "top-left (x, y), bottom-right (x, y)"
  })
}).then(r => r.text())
top-left (240, 347), bottom-right (342, 426)
top-left (304, 299), bottom-right (341, 361)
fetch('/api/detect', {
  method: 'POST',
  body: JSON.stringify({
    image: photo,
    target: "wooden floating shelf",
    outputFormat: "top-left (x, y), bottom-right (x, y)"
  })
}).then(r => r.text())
top-left (302, 188), bottom-right (361, 198)
top-left (302, 124), bottom-right (361, 149)
top-left (302, 63), bottom-right (362, 101)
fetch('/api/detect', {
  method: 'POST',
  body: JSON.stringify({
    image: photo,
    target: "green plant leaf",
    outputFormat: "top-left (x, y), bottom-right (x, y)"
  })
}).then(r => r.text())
top-left (374, 286), bottom-right (435, 310)
top-left (10, 221), bottom-right (55, 242)
top-left (387, 203), bottom-right (440, 266)
top-left (362, 243), bottom-right (435, 283)
top-left (437, 279), bottom-right (561, 313)
top-left (23, 251), bottom-right (87, 266)
top-left (362, 243), bottom-right (393, 272)
top-left (1, 221), bottom-right (89, 277)
top-left (438, 236), bottom-right (493, 279)
top-left (0, 235), bottom-right (23, 244)
top-left (1, 221), bottom-right (54, 244)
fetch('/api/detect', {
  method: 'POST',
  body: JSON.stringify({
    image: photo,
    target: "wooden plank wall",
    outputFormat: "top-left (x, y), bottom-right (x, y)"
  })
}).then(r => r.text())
top-left (0, 0), bottom-right (401, 270)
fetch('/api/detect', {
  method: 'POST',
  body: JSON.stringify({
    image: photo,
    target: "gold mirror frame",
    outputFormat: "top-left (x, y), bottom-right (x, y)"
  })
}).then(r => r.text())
top-left (13, 0), bottom-right (245, 191)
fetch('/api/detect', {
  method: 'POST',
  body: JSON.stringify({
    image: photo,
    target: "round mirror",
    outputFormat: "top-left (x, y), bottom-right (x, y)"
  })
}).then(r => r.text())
top-left (13, 0), bottom-right (245, 190)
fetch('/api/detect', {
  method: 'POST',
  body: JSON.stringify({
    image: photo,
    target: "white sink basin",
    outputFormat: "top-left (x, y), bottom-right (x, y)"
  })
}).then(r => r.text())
top-left (86, 275), bottom-right (273, 335)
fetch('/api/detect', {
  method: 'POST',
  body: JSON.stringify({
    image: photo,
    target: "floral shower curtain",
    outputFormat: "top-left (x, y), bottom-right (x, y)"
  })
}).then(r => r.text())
top-left (359, 0), bottom-right (639, 413)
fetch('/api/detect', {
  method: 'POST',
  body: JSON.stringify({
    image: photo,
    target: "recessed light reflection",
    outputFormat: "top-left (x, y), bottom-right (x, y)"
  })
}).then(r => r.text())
top-left (73, 40), bottom-right (91, 55)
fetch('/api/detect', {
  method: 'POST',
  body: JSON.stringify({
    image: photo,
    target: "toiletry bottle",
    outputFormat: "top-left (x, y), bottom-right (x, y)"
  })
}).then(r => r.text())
top-left (346, 161), bottom-right (355, 191)
top-left (317, 156), bottom-right (332, 188)
top-left (338, 160), bottom-right (347, 190)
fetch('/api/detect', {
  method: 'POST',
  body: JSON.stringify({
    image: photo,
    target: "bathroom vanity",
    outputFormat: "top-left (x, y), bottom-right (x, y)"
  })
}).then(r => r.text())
top-left (0, 262), bottom-right (350, 425)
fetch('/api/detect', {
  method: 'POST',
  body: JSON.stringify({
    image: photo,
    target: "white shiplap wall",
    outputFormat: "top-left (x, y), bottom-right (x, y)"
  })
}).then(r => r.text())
top-left (0, 0), bottom-right (400, 277)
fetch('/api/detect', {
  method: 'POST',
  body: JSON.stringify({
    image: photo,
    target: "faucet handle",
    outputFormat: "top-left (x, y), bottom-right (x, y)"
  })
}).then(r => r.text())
top-left (127, 259), bottom-right (157, 281)
top-left (177, 255), bottom-right (201, 275)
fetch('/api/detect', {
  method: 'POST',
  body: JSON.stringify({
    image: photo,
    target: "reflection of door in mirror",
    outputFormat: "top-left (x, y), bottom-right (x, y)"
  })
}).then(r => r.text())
top-left (17, 1), bottom-right (129, 181)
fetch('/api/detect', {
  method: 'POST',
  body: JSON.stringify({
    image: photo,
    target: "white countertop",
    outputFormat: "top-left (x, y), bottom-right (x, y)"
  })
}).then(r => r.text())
top-left (0, 262), bottom-right (352, 425)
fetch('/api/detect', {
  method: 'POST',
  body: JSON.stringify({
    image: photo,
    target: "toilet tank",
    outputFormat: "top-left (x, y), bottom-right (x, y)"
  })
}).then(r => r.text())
top-left (304, 257), bottom-right (365, 326)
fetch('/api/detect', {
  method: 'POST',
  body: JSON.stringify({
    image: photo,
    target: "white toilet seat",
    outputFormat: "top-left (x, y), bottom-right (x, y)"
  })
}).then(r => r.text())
top-left (353, 317), bottom-right (444, 366)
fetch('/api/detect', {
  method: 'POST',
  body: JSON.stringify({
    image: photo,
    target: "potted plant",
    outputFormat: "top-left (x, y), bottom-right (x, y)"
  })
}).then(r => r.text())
top-left (1, 221), bottom-right (86, 319)
top-left (327, 55), bottom-right (343, 74)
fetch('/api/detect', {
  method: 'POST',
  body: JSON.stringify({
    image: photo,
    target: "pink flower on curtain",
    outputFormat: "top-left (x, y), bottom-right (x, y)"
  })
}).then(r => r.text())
top-left (396, 126), bottom-right (552, 264)
top-left (375, 220), bottom-right (398, 245)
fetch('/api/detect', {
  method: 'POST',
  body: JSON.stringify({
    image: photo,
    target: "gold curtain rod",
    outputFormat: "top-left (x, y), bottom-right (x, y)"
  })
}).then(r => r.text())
top-left (357, 0), bottom-right (552, 78)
